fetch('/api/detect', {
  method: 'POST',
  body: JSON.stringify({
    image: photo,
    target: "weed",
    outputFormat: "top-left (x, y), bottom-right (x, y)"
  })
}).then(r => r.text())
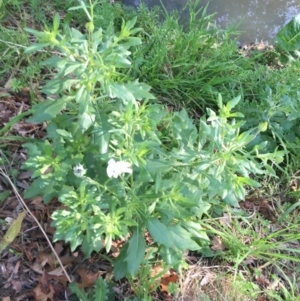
top-left (20, 0), bottom-right (282, 282)
top-left (1, 1), bottom-right (300, 300)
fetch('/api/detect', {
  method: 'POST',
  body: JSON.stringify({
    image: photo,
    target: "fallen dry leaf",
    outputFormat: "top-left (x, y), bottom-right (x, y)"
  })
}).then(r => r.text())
top-left (267, 278), bottom-right (280, 291)
top-left (240, 197), bottom-right (277, 223)
top-left (219, 213), bottom-right (231, 228)
top-left (38, 250), bottom-right (74, 270)
top-left (200, 271), bottom-right (214, 286)
top-left (151, 266), bottom-right (179, 293)
top-left (151, 265), bottom-right (164, 278)
top-left (47, 273), bottom-right (69, 288)
top-left (29, 197), bottom-right (45, 210)
top-left (211, 236), bottom-right (226, 251)
top-left (160, 270), bottom-right (179, 293)
top-left (23, 242), bottom-right (39, 261)
top-left (48, 266), bottom-right (64, 277)
top-left (30, 260), bottom-right (44, 275)
top-left (255, 275), bottom-right (270, 288)
top-left (11, 280), bottom-right (24, 293)
top-left (0, 212), bottom-right (26, 252)
top-left (2, 297), bottom-right (10, 301)
top-left (32, 273), bottom-right (55, 301)
top-left (18, 171), bottom-right (32, 180)
top-left (256, 297), bottom-right (267, 301)
top-left (76, 267), bottom-right (101, 288)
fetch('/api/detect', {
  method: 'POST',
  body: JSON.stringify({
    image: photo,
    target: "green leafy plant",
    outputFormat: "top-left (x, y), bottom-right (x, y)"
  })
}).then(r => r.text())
top-left (22, 0), bottom-right (283, 281)
top-left (69, 277), bottom-right (114, 301)
top-left (275, 13), bottom-right (300, 64)
top-left (25, 1), bottom-right (151, 130)
top-left (239, 83), bottom-right (300, 166)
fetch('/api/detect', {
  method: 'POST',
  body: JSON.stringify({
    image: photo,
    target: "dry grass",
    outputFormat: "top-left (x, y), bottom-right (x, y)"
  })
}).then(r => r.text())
top-left (174, 260), bottom-right (257, 301)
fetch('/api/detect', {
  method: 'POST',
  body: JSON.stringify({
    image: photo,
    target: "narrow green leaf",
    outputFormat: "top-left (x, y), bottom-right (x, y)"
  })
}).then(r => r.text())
top-left (67, 5), bottom-right (84, 11)
top-left (277, 200), bottom-right (300, 224)
top-left (53, 13), bottom-right (60, 32)
top-left (24, 28), bottom-right (45, 38)
top-left (216, 93), bottom-right (223, 109)
top-left (24, 43), bottom-right (50, 53)
top-left (238, 177), bottom-right (261, 188)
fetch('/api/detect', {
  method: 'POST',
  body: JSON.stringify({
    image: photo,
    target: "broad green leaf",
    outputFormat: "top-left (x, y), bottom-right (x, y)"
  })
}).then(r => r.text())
top-left (126, 228), bottom-right (146, 276)
top-left (145, 159), bottom-right (172, 175)
top-left (159, 245), bottom-right (184, 268)
top-left (236, 129), bottom-right (256, 146)
top-left (78, 89), bottom-right (91, 115)
top-left (122, 37), bottom-right (142, 47)
top-left (146, 218), bottom-right (174, 248)
top-left (69, 283), bottom-right (89, 301)
top-left (82, 234), bottom-right (103, 259)
top-left (63, 62), bottom-right (84, 76)
top-left (0, 212), bottom-right (26, 252)
top-left (258, 121), bottom-right (268, 132)
top-left (276, 14), bottom-right (300, 51)
top-left (224, 192), bottom-right (239, 207)
top-left (114, 244), bottom-right (129, 280)
top-left (94, 111), bottom-right (111, 154)
top-left (56, 129), bottom-right (73, 140)
top-left (226, 95), bottom-right (241, 111)
top-left (168, 224), bottom-right (200, 251)
top-left (28, 99), bottom-right (67, 123)
top-left (76, 86), bottom-right (86, 105)
top-left (0, 191), bottom-right (10, 203)
top-left (93, 278), bottom-right (111, 301)
top-left (108, 83), bottom-right (135, 104)
top-left (125, 17), bottom-right (137, 31)
top-left (43, 78), bottom-right (78, 94)
top-left (78, 112), bottom-right (95, 131)
top-left (104, 53), bottom-right (131, 68)
top-left (109, 81), bottom-right (155, 103)
top-left (182, 222), bottom-right (210, 242)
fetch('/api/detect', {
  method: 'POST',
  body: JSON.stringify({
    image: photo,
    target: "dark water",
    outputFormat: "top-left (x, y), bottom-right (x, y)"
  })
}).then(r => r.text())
top-left (123, 0), bottom-right (300, 44)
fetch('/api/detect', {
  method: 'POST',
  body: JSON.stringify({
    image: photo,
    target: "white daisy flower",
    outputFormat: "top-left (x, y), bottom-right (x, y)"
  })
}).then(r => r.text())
top-left (106, 159), bottom-right (132, 178)
top-left (73, 164), bottom-right (86, 178)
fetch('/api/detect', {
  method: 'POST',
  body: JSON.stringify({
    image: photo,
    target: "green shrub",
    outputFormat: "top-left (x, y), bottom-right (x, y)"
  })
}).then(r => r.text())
top-left (22, 0), bottom-right (283, 280)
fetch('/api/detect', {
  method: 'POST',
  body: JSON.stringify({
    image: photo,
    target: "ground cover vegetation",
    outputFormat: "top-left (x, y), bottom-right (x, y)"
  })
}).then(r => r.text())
top-left (1, 0), bottom-right (300, 300)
